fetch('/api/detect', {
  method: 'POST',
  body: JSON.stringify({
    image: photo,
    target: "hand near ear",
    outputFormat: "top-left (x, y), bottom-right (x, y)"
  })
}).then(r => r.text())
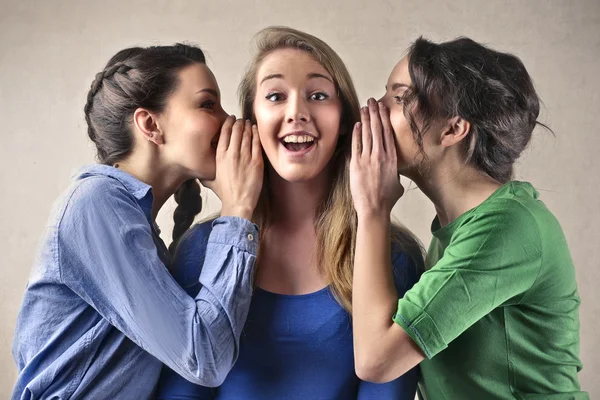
top-left (350, 98), bottom-right (404, 218)
top-left (202, 117), bottom-right (264, 221)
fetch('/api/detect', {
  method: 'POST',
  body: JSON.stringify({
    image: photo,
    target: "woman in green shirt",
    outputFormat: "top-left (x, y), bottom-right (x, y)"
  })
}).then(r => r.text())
top-left (349, 36), bottom-right (588, 399)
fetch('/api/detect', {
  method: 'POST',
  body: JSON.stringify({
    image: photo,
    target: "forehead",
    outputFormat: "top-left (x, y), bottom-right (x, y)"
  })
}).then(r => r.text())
top-left (175, 63), bottom-right (219, 93)
top-left (257, 48), bottom-right (332, 81)
top-left (388, 56), bottom-right (411, 86)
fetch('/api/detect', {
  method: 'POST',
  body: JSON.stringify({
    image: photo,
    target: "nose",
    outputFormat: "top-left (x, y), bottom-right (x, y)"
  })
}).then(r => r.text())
top-left (218, 107), bottom-right (229, 125)
top-left (286, 93), bottom-right (310, 124)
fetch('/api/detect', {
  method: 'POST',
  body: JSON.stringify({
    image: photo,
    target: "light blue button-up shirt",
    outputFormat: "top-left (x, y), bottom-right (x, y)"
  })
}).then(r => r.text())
top-left (12, 165), bottom-right (258, 400)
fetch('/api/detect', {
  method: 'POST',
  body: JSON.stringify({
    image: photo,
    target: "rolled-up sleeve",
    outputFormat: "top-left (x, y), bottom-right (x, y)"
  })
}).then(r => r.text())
top-left (393, 206), bottom-right (541, 359)
top-left (58, 177), bottom-right (258, 386)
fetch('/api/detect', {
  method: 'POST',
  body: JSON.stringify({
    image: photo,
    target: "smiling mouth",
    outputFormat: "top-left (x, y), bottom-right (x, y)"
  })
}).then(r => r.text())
top-left (280, 134), bottom-right (315, 152)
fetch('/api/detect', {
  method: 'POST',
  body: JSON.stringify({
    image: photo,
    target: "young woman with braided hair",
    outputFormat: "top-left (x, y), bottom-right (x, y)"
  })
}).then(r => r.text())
top-left (12, 43), bottom-right (263, 400)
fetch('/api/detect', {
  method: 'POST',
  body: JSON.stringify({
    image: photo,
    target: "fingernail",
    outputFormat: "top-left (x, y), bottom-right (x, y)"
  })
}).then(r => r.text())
top-left (357, 122), bottom-right (362, 129)
top-left (378, 102), bottom-right (385, 109)
top-left (361, 106), bottom-right (368, 113)
top-left (368, 98), bottom-right (375, 106)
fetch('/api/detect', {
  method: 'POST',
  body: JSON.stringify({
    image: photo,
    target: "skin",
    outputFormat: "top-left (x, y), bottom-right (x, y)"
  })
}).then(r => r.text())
top-left (252, 48), bottom-right (343, 295)
top-left (116, 63), bottom-right (263, 221)
top-left (350, 56), bottom-right (502, 383)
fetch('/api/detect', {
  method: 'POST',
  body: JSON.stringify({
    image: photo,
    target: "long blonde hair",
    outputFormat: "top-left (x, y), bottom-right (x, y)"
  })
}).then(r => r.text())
top-left (239, 26), bottom-right (422, 313)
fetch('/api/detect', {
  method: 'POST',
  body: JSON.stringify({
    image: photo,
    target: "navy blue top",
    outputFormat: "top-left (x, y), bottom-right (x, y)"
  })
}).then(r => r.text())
top-left (157, 221), bottom-right (421, 400)
top-left (12, 165), bottom-right (259, 400)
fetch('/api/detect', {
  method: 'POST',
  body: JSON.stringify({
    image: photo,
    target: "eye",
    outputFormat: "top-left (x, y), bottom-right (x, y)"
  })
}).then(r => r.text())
top-left (310, 92), bottom-right (329, 101)
top-left (200, 100), bottom-right (216, 109)
top-left (394, 95), bottom-right (404, 104)
top-left (266, 92), bottom-right (284, 102)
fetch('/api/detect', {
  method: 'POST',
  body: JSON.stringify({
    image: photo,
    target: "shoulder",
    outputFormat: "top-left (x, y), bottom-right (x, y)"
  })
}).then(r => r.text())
top-left (467, 181), bottom-right (551, 233)
top-left (66, 175), bottom-right (137, 215)
top-left (456, 195), bottom-right (542, 253)
top-left (57, 175), bottom-right (141, 232)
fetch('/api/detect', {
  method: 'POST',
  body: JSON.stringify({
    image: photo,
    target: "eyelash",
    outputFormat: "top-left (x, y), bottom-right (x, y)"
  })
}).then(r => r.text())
top-left (200, 100), bottom-right (216, 109)
top-left (394, 95), bottom-right (404, 104)
top-left (266, 92), bottom-right (283, 102)
top-left (311, 92), bottom-right (329, 101)
top-left (265, 92), bottom-right (330, 102)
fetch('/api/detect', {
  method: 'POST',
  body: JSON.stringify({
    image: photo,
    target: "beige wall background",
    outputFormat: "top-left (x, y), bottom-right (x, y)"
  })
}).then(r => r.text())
top-left (1, 0), bottom-right (598, 397)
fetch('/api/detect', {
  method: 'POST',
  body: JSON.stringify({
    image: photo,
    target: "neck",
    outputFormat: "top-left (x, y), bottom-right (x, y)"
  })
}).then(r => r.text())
top-left (410, 158), bottom-right (502, 227)
top-left (116, 151), bottom-right (185, 221)
top-left (267, 166), bottom-right (332, 229)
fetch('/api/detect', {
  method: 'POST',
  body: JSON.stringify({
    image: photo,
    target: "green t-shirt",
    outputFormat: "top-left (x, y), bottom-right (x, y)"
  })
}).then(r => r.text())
top-left (393, 181), bottom-right (588, 399)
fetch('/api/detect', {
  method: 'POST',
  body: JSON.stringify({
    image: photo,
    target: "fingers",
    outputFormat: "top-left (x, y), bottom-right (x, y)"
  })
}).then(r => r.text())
top-left (240, 119), bottom-right (252, 158)
top-left (378, 101), bottom-right (396, 158)
top-left (368, 98), bottom-right (383, 155)
top-left (352, 121), bottom-right (362, 159)
top-left (217, 115), bottom-right (236, 156)
top-left (251, 124), bottom-right (262, 161)
top-left (228, 119), bottom-right (244, 158)
top-left (360, 106), bottom-right (372, 156)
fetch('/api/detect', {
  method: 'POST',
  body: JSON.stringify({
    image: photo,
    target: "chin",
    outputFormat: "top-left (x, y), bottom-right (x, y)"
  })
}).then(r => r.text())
top-left (192, 167), bottom-right (216, 182)
top-left (272, 166), bottom-right (322, 183)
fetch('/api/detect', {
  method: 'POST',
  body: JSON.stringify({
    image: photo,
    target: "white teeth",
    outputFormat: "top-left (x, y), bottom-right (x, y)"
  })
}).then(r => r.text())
top-left (282, 135), bottom-right (315, 143)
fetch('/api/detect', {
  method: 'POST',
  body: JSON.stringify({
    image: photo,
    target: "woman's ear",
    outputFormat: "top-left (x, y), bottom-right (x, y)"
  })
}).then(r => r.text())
top-left (439, 116), bottom-right (470, 148)
top-left (133, 108), bottom-right (164, 145)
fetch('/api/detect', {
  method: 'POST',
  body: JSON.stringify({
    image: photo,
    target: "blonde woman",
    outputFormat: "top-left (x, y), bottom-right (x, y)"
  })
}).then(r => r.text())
top-left (157, 27), bottom-right (423, 399)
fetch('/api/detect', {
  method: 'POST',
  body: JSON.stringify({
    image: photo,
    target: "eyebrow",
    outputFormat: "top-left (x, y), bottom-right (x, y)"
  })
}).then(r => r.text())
top-left (259, 72), bottom-right (334, 85)
top-left (307, 73), bottom-right (333, 83)
top-left (386, 83), bottom-right (410, 91)
top-left (196, 88), bottom-right (219, 97)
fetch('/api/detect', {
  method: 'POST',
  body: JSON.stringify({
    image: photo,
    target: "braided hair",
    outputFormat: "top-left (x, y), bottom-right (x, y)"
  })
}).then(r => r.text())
top-left (84, 44), bottom-right (207, 254)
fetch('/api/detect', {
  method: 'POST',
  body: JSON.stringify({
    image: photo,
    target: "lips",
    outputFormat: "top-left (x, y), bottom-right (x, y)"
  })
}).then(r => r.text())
top-left (279, 131), bottom-right (316, 154)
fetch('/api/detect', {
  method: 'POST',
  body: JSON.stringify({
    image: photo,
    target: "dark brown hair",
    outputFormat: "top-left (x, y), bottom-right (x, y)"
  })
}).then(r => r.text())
top-left (83, 43), bottom-right (206, 254)
top-left (402, 37), bottom-right (545, 183)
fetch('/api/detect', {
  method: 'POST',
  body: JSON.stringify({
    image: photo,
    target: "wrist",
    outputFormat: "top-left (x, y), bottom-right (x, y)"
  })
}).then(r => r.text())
top-left (221, 205), bottom-right (254, 221)
top-left (356, 207), bottom-right (392, 222)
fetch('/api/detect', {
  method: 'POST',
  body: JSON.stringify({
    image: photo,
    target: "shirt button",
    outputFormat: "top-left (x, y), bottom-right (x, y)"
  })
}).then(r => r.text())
top-left (247, 233), bottom-right (254, 241)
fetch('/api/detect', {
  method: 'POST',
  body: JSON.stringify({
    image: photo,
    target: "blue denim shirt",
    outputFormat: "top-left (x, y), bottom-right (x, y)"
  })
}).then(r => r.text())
top-left (12, 165), bottom-right (258, 400)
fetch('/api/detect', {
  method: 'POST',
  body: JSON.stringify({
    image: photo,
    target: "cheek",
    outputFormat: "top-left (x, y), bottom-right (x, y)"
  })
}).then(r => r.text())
top-left (191, 114), bottom-right (219, 141)
top-left (390, 109), bottom-right (409, 144)
top-left (254, 105), bottom-right (279, 138)
top-left (316, 107), bottom-right (342, 140)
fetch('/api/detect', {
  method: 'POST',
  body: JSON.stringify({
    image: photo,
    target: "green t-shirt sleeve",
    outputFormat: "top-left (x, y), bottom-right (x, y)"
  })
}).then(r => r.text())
top-left (393, 200), bottom-right (542, 358)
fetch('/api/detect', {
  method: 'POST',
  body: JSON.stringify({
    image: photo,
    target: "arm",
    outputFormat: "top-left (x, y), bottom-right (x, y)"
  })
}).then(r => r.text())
top-left (353, 215), bottom-right (425, 383)
top-left (156, 222), bottom-right (224, 399)
top-left (350, 100), bottom-right (540, 383)
top-left (59, 179), bottom-right (256, 387)
top-left (350, 100), bottom-right (424, 383)
top-left (355, 252), bottom-right (420, 397)
top-left (356, 368), bottom-right (418, 400)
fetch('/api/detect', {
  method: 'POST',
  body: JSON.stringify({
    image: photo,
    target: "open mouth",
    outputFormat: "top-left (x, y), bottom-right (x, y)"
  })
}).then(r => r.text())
top-left (281, 134), bottom-right (315, 153)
